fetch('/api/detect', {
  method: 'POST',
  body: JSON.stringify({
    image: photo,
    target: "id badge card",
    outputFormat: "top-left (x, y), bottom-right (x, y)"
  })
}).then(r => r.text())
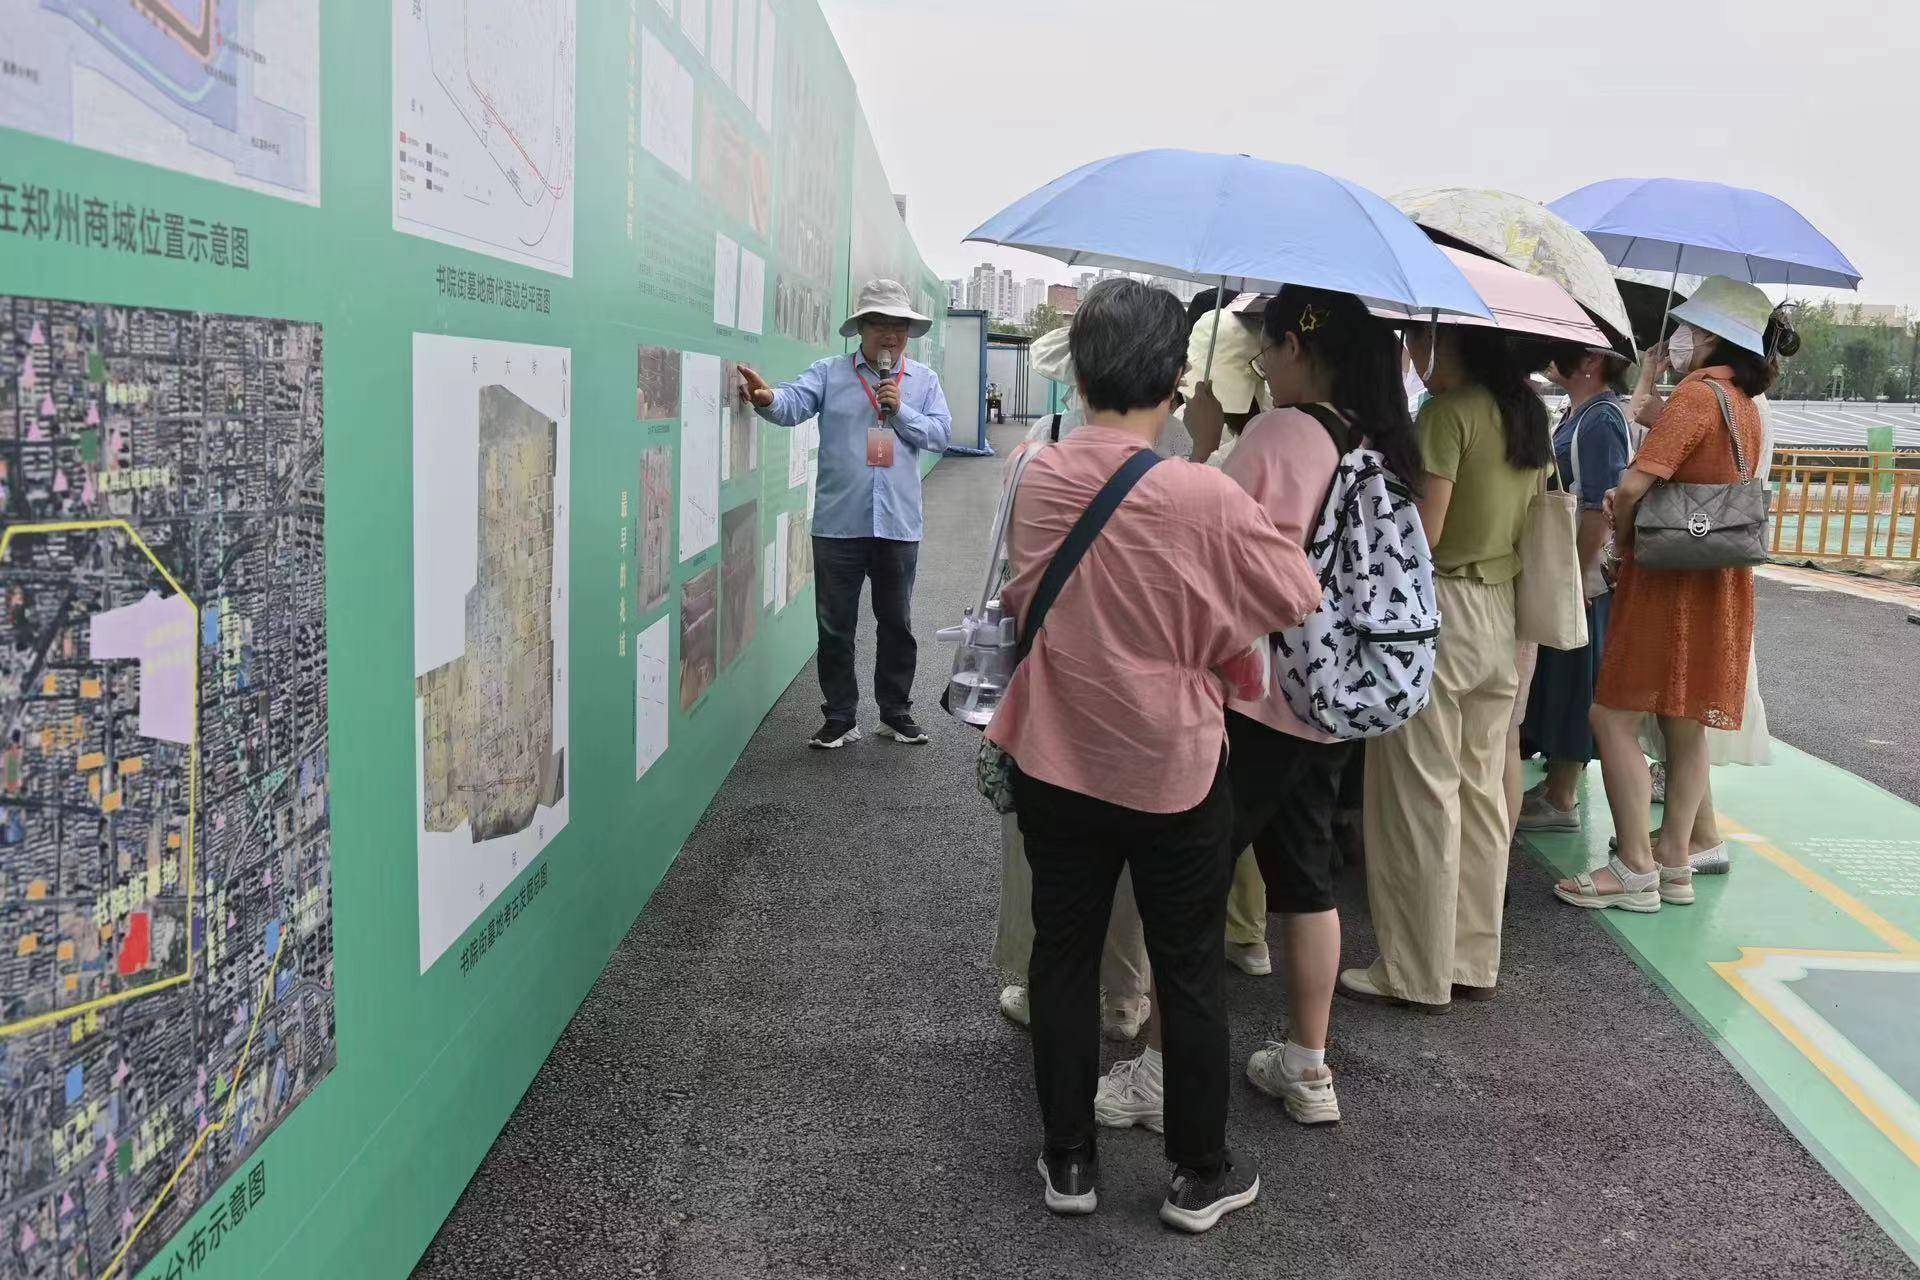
top-left (866, 426), bottom-right (896, 468)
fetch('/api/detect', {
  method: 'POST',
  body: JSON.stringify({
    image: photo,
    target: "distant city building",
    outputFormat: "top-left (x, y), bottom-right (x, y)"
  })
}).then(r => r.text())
top-left (945, 279), bottom-right (964, 310)
top-left (964, 262), bottom-right (997, 314)
top-left (1047, 284), bottom-right (1080, 315)
top-left (1148, 275), bottom-right (1206, 305)
top-left (1835, 304), bottom-right (1910, 328)
top-left (1018, 278), bottom-right (1048, 323)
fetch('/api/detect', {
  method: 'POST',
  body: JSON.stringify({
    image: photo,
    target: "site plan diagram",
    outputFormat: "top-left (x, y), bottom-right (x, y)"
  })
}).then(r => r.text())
top-left (0, 0), bottom-right (322, 203)
top-left (392, 0), bottom-right (577, 275)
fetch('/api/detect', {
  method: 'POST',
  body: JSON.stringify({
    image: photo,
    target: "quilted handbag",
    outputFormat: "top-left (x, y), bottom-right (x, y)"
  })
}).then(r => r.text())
top-left (1633, 380), bottom-right (1770, 571)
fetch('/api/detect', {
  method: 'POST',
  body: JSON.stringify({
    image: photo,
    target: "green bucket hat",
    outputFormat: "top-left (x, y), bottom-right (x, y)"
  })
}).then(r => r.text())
top-left (1669, 275), bottom-right (1774, 357)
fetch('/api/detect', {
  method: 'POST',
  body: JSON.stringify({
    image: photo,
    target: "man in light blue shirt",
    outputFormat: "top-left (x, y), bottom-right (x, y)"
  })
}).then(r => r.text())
top-left (738, 279), bottom-right (952, 749)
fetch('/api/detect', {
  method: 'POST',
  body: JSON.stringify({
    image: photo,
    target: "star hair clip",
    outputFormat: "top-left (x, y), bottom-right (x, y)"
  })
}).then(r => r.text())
top-left (1298, 302), bottom-right (1327, 333)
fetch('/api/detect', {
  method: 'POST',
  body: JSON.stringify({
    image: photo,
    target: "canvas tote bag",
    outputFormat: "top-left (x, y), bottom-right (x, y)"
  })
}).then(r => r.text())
top-left (1515, 466), bottom-right (1589, 651)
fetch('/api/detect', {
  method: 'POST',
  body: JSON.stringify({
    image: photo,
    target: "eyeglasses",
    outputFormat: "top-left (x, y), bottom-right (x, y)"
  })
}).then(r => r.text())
top-left (1249, 344), bottom-right (1276, 381)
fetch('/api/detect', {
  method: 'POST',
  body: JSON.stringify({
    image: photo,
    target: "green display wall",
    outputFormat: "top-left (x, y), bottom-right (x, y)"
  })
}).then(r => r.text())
top-left (0, 3), bottom-right (943, 1277)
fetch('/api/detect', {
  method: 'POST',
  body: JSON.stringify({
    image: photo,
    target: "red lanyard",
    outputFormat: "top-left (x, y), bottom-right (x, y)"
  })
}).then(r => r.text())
top-left (854, 355), bottom-right (902, 422)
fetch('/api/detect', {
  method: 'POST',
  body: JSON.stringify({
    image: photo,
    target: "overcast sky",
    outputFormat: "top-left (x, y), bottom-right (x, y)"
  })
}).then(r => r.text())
top-left (821, 0), bottom-right (1915, 308)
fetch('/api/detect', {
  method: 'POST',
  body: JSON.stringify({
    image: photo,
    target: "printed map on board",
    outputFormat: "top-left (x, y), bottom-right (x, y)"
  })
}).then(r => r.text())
top-left (0, 0), bottom-right (322, 204)
top-left (392, 0), bottom-right (577, 275)
top-left (412, 335), bottom-right (570, 972)
top-left (0, 296), bottom-right (333, 1279)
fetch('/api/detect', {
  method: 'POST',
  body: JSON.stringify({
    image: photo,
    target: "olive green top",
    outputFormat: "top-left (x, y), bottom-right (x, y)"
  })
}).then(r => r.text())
top-left (1417, 383), bottom-right (1542, 585)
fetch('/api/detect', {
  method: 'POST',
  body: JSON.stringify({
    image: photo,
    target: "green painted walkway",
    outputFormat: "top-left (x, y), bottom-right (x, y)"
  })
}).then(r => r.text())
top-left (1521, 742), bottom-right (1920, 1262)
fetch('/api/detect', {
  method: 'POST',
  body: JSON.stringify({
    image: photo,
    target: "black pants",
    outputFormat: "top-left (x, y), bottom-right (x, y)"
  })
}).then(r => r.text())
top-left (1014, 762), bottom-right (1235, 1175)
top-left (812, 535), bottom-right (918, 721)
top-left (1226, 711), bottom-right (1357, 914)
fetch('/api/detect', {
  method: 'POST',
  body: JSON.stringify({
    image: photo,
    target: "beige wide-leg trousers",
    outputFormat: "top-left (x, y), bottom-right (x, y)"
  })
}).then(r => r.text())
top-left (1363, 576), bottom-right (1519, 1006)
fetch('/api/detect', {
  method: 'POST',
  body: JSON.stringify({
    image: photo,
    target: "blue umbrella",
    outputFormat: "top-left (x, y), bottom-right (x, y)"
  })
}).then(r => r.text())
top-left (967, 149), bottom-right (1490, 375)
top-left (1548, 178), bottom-right (1862, 290)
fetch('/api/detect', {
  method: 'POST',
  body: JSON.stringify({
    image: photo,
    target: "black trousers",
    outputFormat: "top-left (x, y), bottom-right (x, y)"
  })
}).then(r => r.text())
top-left (1226, 711), bottom-right (1358, 915)
top-left (1014, 762), bottom-right (1235, 1175)
top-left (811, 535), bottom-right (918, 721)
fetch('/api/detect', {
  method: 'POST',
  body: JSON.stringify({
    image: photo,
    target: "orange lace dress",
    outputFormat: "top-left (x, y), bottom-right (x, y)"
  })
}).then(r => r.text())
top-left (1595, 368), bottom-right (1763, 729)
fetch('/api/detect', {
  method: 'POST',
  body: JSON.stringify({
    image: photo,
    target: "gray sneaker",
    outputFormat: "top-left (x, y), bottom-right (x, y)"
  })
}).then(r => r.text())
top-left (1516, 792), bottom-right (1580, 832)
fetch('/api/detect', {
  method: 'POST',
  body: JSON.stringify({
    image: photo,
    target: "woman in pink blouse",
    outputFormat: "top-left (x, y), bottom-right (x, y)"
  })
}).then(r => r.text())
top-left (984, 279), bottom-right (1320, 1233)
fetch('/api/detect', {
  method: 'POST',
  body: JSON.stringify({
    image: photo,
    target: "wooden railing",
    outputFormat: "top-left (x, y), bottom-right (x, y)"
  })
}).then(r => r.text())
top-left (1767, 448), bottom-right (1920, 561)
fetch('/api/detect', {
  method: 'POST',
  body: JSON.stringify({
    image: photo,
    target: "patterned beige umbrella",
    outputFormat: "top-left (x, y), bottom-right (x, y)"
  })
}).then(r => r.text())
top-left (1391, 186), bottom-right (1636, 357)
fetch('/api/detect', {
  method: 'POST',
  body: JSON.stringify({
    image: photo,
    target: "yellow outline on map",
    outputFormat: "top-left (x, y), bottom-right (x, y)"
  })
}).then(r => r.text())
top-left (97, 935), bottom-right (288, 1280)
top-left (0, 519), bottom-right (198, 1038)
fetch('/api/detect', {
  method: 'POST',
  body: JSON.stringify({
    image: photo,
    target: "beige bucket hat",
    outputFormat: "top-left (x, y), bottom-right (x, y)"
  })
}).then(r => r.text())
top-left (841, 278), bottom-right (933, 338)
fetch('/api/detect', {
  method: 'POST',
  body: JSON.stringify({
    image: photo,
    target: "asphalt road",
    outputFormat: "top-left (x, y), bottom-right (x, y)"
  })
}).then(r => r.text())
top-left (412, 429), bottom-right (1916, 1280)
top-left (1753, 575), bottom-right (1920, 805)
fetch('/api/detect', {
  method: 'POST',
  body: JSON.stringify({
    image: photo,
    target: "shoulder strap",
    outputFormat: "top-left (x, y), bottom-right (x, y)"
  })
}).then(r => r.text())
top-left (1282, 404), bottom-right (1359, 540)
top-left (1289, 402), bottom-right (1355, 456)
top-left (1568, 397), bottom-right (1628, 495)
top-left (1703, 379), bottom-right (1751, 481)
top-left (1018, 449), bottom-right (1163, 660)
top-left (976, 443), bottom-right (1047, 615)
top-left (1048, 412), bottom-right (1064, 442)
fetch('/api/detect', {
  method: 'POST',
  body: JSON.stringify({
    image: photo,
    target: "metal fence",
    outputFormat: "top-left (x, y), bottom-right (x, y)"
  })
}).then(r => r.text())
top-left (1768, 448), bottom-right (1920, 561)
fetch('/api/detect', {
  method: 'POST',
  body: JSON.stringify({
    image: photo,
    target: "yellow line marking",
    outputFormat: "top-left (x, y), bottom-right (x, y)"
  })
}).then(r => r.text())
top-left (1720, 812), bottom-right (1920, 955)
top-left (0, 520), bottom-right (199, 1037)
top-left (97, 937), bottom-right (287, 1280)
top-left (1714, 947), bottom-right (1920, 1169)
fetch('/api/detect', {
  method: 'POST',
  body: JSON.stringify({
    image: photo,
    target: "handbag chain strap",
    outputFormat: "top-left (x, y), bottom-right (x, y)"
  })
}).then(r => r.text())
top-left (1703, 379), bottom-right (1752, 482)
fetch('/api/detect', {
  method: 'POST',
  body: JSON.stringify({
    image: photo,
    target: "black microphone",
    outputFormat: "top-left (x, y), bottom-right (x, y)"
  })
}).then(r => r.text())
top-left (875, 350), bottom-right (895, 418)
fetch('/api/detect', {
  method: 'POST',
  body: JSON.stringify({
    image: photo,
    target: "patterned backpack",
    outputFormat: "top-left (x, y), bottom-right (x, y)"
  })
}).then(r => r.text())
top-left (1272, 405), bottom-right (1439, 739)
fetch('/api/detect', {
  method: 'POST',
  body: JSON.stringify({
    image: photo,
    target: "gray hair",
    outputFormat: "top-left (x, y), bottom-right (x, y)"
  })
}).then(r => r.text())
top-left (1069, 279), bottom-right (1189, 414)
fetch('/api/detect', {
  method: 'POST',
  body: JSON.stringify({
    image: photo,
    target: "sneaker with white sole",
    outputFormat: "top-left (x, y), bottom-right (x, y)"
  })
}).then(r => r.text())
top-left (1226, 940), bottom-right (1272, 976)
top-left (1101, 995), bottom-right (1149, 1041)
top-left (876, 713), bottom-right (928, 744)
top-left (1037, 1147), bottom-right (1097, 1215)
top-left (1093, 1052), bottom-right (1164, 1133)
top-left (1159, 1154), bottom-right (1260, 1233)
top-left (1516, 792), bottom-right (1581, 832)
top-left (809, 718), bottom-right (861, 749)
top-left (998, 984), bottom-right (1030, 1027)
top-left (1245, 1044), bottom-right (1341, 1125)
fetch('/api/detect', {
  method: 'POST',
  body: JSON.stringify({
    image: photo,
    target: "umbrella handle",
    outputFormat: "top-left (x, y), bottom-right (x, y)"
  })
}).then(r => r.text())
top-left (1656, 243), bottom-right (1682, 345)
top-left (1200, 278), bottom-right (1227, 383)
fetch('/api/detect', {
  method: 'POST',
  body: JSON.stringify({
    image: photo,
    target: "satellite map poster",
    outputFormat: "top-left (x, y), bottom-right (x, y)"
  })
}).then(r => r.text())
top-left (0, 1), bottom-right (942, 1275)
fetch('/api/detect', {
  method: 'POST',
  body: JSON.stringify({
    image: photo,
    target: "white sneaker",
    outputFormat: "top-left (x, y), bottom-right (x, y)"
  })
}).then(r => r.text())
top-left (998, 984), bottom-right (1030, 1027)
top-left (1226, 940), bottom-right (1273, 976)
top-left (1101, 995), bottom-right (1149, 1041)
top-left (1246, 1044), bottom-right (1341, 1125)
top-left (1093, 1053), bottom-right (1164, 1133)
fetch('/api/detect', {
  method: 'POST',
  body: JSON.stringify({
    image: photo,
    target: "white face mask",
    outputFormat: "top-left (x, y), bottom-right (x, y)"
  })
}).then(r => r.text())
top-left (1667, 326), bottom-right (1696, 375)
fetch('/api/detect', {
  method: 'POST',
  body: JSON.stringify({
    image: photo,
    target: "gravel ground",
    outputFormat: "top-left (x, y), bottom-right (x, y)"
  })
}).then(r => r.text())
top-left (412, 428), bottom-right (1916, 1280)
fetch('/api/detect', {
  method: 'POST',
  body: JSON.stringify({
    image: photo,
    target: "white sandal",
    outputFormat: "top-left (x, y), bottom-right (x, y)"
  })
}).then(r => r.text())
top-left (1554, 856), bottom-right (1660, 913)
top-left (1658, 864), bottom-right (1695, 906)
